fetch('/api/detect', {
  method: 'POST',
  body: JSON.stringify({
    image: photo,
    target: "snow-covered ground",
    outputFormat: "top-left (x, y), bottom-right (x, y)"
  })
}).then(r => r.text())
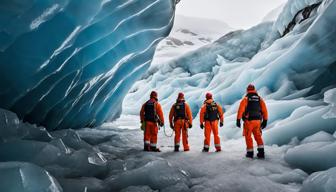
top-left (1, 107), bottom-right (336, 192)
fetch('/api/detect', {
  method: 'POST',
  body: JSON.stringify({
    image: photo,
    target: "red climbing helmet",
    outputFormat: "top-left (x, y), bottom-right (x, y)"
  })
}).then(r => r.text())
top-left (247, 84), bottom-right (256, 91)
top-left (206, 92), bottom-right (213, 99)
top-left (150, 91), bottom-right (158, 99)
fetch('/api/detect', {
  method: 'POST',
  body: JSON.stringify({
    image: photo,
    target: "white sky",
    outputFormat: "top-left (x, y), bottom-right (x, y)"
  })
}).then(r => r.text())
top-left (176, 0), bottom-right (287, 29)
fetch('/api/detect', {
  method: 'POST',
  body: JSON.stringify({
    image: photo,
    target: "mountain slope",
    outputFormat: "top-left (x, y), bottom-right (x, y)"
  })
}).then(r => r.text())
top-left (151, 15), bottom-right (234, 67)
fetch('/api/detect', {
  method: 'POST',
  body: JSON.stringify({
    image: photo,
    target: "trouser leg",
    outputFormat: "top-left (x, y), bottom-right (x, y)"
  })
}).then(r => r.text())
top-left (144, 121), bottom-right (151, 151)
top-left (182, 121), bottom-right (189, 151)
top-left (244, 121), bottom-right (254, 158)
top-left (149, 122), bottom-right (159, 151)
top-left (203, 121), bottom-right (211, 151)
top-left (252, 120), bottom-right (265, 158)
top-left (252, 120), bottom-right (264, 147)
top-left (212, 120), bottom-right (221, 151)
top-left (174, 121), bottom-right (181, 151)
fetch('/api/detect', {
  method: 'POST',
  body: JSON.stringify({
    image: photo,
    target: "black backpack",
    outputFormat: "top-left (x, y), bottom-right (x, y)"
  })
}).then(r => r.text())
top-left (174, 101), bottom-right (186, 120)
top-left (244, 93), bottom-right (262, 120)
top-left (144, 100), bottom-right (157, 122)
top-left (204, 102), bottom-right (219, 121)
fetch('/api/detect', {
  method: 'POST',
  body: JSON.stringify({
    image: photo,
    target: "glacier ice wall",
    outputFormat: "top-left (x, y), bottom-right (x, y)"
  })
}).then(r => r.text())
top-left (124, 0), bottom-right (336, 144)
top-left (0, 0), bottom-right (176, 130)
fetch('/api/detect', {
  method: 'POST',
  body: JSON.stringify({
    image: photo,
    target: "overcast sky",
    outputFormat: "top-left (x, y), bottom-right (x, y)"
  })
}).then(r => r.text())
top-left (176, 0), bottom-right (287, 29)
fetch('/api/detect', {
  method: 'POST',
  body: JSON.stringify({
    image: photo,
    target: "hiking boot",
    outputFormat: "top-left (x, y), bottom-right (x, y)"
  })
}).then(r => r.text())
top-left (150, 146), bottom-right (161, 152)
top-left (257, 148), bottom-right (265, 159)
top-left (246, 151), bottom-right (254, 158)
top-left (202, 147), bottom-right (209, 152)
top-left (144, 144), bottom-right (150, 151)
top-left (174, 146), bottom-right (179, 152)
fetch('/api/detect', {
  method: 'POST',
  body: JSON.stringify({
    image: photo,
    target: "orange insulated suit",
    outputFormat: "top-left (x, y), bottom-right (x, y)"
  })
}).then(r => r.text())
top-left (237, 84), bottom-right (268, 158)
top-left (200, 93), bottom-right (224, 152)
top-left (140, 91), bottom-right (164, 152)
top-left (169, 93), bottom-right (193, 152)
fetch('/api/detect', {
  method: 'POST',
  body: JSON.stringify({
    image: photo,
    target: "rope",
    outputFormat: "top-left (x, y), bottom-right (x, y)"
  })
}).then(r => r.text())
top-left (163, 125), bottom-right (174, 137)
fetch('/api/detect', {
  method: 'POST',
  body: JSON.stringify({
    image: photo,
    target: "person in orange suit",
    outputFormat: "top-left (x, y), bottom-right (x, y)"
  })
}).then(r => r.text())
top-left (199, 92), bottom-right (224, 152)
top-left (236, 84), bottom-right (268, 159)
top-left (169, 92), bottom-right (193, 152)
top-left (140, 91), bottom-right (164, 152)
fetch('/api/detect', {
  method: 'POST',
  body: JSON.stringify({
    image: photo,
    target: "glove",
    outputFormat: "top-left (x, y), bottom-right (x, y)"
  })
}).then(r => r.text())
top-left (261, 120), bottom-right (267, 129)
top-left (236, 119), bottom-right (241, 128)
top-left (189, 124), bottom-right (192, 129)
top-left (140, 121), bottom-right (145, 131)
top-left (200, 123), bottom-right (204, 129)
top-left (170, 123), bottom-right (174, 129)
top-left (220, 122), bottom-right (224, 127)
top-left (158, 121), bottom-right (164, 127)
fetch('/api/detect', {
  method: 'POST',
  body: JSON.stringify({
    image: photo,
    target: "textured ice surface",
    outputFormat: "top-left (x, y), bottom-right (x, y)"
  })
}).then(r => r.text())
top-left (0, 140), bottom-right (62, 166)
top-left (274, 0), bottom-right (323, 34)
top-left (57, 177), bottom-right (104, 192)
top-left (0, 108), bottom-right (310, 191)
top-left (300, 131), bottom-right (335, 144)
top-left (0, 108), bottom-right (52, 142)
top-left (107, 159), bottom-right (191, 191)
top-left (323, 88), bottom-right (336, 119)
top-left (268, 169), bottom-right (308, 184)
top-left (0, 162), bottom-right (62, 192)
top-left (284, 140), bottom-right (336, 172)
top-left (0, 0), bottom-right (175, 130)
top-left (300, 167), bottom-right (336, 192)
top-left (263, 105), bottom-right (336, 145)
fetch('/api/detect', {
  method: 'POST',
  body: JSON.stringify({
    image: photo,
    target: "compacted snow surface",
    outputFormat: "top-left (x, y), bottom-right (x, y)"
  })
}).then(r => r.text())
top-left (0, 109), bottom-right (310, 192)
top-left (2, 107), bottom-right (336, 192)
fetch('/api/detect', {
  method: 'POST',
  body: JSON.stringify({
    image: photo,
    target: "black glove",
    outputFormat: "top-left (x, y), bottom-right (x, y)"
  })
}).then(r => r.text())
top-left (189, 124), bottom-right (192, 129)
top-left (220, 122), bottom-right (223, 127)
top-left (200, 123), bottom-right (204, 129)
top-left (261, 120), bottom-right (267, 129)
top-left (236, 119), bottom-right (241, 128)
top-left (158, 121), bottom-right (164, 127)
top-left (170, 123), bottom-right (174, 129)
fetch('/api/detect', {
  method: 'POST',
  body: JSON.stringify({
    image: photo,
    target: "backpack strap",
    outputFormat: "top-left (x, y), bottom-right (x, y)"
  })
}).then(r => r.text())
top-left (153, 101), bottom-right (158, 122)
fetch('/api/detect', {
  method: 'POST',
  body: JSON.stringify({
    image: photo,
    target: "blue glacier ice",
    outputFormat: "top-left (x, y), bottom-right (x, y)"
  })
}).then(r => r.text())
top-left (0, 0), bottom-right (176, 130)
top-left (124, 0), bottom-right (336, 144)
top-left (300, 167), bottom-right (336, 192)
top-left (0, 162), bottom-right (62, 192)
